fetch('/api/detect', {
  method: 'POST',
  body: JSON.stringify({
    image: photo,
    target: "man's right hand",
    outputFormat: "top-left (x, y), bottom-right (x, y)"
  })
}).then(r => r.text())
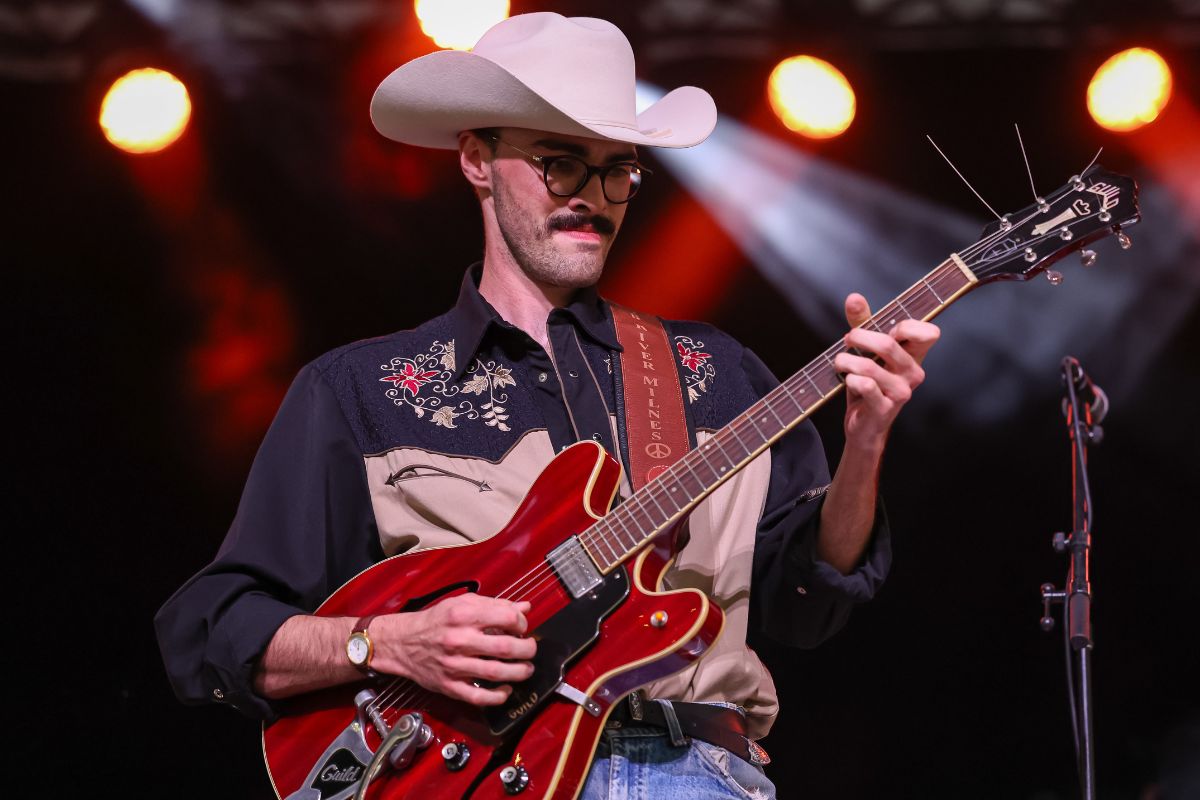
top-left (369, 594), bottom-right (537, 706)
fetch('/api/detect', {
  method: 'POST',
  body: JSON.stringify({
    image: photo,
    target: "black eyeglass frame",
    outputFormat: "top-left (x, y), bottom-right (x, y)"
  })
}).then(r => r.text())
top-left (488, 136), bottom-right (652, 204)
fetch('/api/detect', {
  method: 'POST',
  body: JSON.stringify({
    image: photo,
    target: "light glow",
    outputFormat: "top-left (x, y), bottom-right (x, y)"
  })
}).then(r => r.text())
top-left (768, 56), bottom-right (856, 139)
top-left (414, 0), bottom-right (509, 51)
top-left (1088, 48), bottom-right (1172, 132)
top-left (100, 68), bottom-right (191, 154)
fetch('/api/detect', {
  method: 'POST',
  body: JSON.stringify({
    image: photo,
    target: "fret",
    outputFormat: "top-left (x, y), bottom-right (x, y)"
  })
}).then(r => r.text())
top-left (658, 479), bottom-right (685, 512)
top-left (705, 434), bottom-right (735, 477)
top-left (775, 381), bottom-right (806, 422)
top-left (932, 265), bottom-right (968, 298)
top-left (630, 493), bottom-right (658, 533)
top-left (744, 408), bottom-right (768, 441)
top-left (921, 275), bottom-right (945, 304)
top-left (894, 296), bottom-right (914, 320)
top-left (678, 460), bottom-right (707, 500)
top-left (822, 351), bottom-right (840, 376)
top-left (762, 396), bottom-right (789, 431)
top-left (594, 523), bottom-right (620, 563)
top-left (691, 443), bottom-right (721, 485)
top-left (661, 463), bottom-right (693, 507)
top-left (878, 307), bottom-right (903, 331)
top-left (726, 417), bottom-right (754, 460)
top-left (645, 488), bottom-right (671, 523)
top-left (610, 512), bottom-right (639, 551)
top-left (804, 369), bottom-right (826, 398)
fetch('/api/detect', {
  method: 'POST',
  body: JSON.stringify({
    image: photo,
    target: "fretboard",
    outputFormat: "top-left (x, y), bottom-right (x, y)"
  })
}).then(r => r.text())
top-left (578, 255), bottom-right (978, 572)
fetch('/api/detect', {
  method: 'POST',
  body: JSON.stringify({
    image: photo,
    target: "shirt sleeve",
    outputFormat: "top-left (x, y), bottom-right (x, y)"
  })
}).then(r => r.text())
top-left (742, 346), bottom-right (892, 649)
top-left (154, 363), bottom-right (383, 720)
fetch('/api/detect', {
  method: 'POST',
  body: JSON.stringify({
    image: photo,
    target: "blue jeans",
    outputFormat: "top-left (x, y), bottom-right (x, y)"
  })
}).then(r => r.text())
top-left (578, 721), bottom-right (777, 800)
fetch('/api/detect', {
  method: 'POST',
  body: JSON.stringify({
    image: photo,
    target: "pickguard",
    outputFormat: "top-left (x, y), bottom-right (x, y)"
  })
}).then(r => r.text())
top-left (483, 566), bottom-right (629, 736)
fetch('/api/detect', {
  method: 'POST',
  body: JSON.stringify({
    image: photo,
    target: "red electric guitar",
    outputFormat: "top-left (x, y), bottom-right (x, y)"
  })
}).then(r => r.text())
top-left (263, 166), bottom-right (1139, 800)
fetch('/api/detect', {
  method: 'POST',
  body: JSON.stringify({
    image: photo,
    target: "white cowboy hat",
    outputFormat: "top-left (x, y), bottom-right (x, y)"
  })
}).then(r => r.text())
top-left (370, 12), bottom-right (717, 150)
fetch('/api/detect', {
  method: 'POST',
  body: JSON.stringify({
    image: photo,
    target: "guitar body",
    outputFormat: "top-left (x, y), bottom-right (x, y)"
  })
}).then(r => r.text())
top-left (263, 441), bottom-right (724, 800)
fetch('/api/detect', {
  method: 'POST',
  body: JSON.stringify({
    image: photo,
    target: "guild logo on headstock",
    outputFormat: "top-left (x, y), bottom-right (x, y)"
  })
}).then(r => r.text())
top-left (1087, 182), bottom-right (1120, 210)
top-left (311, 748), bottom-right (366, 792)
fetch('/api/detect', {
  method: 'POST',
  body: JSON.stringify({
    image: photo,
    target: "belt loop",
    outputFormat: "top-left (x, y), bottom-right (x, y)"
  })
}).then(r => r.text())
top-left (654, 699), bottom-right (689, 747)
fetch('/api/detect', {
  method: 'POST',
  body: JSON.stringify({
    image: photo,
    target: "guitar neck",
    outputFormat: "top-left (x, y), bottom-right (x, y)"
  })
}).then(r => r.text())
top-left (582, 255), bottom-right (980, 573)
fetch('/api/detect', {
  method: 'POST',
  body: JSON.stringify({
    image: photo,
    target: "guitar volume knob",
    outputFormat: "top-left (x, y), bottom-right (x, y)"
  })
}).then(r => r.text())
top-left (500, 764), bottom-right (530, 794)
top-left (441, 741), bottom-right (470, 771)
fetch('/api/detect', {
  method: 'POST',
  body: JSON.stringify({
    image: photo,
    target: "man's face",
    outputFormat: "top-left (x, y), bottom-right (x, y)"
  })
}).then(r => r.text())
top-left (486, 128), bottom-right (636, 290)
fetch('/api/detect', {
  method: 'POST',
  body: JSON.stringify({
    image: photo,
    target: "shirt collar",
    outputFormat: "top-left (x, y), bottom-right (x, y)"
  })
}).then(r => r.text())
top-left (447, 264), bottom-right (623, 381)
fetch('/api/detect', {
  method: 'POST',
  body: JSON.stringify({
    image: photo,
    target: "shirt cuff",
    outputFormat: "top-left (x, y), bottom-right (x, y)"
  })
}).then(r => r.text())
top-left (203, 593), bottom-right (308, 720)
top-left (783, 494), bottom-right (892, 604)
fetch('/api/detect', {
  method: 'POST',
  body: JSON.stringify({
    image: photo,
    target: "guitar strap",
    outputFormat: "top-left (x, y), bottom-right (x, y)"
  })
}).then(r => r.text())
top-left (609, 303), bottom-right (692, 493)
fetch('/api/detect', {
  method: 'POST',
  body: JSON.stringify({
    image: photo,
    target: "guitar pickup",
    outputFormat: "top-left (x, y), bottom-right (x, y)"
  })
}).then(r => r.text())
top-left (546, 537), bottom-right (603, 598)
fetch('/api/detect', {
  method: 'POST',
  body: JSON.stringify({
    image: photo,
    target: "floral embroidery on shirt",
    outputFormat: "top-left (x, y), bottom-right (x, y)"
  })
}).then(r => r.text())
top-left (674, 336), bottom-right (716, 403)
top-left (379, 340), bottom-right (515, 431)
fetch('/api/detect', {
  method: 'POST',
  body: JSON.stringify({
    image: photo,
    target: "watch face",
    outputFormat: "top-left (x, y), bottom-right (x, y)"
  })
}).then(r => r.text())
top-left (347, 634), bottom-right (370, 666)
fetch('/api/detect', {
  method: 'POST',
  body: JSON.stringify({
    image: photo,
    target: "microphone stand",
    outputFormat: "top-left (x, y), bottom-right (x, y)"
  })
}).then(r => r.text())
top-left (1038, 356), bottom-right (1103, 800)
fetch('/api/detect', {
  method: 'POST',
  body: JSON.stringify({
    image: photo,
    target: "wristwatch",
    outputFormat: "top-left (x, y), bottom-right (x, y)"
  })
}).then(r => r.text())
top-left (346, 615), bottom-right (378, 671)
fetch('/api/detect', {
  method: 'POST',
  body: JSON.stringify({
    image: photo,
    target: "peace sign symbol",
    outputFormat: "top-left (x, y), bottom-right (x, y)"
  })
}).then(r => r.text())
top-left (645, 442), bottom-right (672, 459)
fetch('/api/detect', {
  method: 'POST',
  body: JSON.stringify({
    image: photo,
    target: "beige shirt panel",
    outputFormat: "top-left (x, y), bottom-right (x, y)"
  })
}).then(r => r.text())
top-left (641, 430), bottom-right (779, 740)
top-left (364, 429), bottom-right (557, 556)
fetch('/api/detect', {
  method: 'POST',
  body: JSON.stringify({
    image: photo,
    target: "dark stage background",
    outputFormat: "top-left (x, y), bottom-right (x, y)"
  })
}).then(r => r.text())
top-left (6, 1), bottom-right (1199, 797)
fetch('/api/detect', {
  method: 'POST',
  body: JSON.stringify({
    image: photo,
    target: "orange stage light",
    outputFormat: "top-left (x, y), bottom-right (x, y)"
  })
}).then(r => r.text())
top-left (767, 56), bottom-right (856, 139)
top-left (1087, 47), bottom-right (1172, 133)
top-left (414, 0), bottom-right (510, 51)
top-left (99, 67), bottom-right (192, 154)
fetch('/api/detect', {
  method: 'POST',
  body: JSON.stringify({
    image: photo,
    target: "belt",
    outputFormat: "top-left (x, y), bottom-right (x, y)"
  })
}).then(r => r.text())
top-left (605, 691), bottom-right (771, 766)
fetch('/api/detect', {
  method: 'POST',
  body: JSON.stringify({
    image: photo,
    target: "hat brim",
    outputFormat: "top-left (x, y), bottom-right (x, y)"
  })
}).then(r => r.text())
top-left (370, 49), bottom-right (716, 150)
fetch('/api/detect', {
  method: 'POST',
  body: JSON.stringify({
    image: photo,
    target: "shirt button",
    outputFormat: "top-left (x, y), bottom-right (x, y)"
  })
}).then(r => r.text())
top-left (795, 586), bottom-right (808, 596)
top-left (568, 370), bottom-right (579, 378)
top-left (538, 372), bottom-right (548, 383)
top-left (212, 688), bottom-right (225, 700)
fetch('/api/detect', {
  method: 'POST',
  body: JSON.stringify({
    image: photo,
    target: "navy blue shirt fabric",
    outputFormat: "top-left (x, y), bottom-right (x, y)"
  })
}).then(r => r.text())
top-left (155, 265), bottom-right (891, 720)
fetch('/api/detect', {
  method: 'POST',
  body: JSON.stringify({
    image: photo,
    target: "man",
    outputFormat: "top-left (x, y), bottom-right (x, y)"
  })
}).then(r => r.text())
top-left (156, 12), bottom-right (939, 798)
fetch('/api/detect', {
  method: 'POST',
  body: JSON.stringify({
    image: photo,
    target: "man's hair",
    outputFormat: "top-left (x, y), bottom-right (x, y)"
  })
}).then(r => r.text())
top-left (469, 128), bottom-right (499, 153)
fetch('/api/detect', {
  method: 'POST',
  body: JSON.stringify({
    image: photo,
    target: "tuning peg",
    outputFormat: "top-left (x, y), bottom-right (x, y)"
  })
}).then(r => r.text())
top-left (1046, 270), bottom-right (1064, 285)
top-left (1080, 249), bottom-right (1098, 267)
top-left (1117, 232), bottom-right (1132, 250)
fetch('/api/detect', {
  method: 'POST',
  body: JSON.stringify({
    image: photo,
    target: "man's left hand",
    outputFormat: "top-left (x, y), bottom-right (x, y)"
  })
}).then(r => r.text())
top-left (833, 292), bottom-right (940, 448)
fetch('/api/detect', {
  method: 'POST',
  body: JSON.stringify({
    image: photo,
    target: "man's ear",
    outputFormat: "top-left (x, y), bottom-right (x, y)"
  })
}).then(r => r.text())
top-left (459, 131), bottom-right (491, 195)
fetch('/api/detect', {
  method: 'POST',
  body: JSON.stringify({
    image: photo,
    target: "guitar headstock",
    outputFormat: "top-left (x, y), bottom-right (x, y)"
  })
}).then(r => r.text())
top-left (961, 165), bottom-right (1140, 283)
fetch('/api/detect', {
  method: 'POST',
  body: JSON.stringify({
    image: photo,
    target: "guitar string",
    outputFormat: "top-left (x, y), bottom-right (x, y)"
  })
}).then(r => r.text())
top-left (369, 265), bottom-right (969, 716)
top-left (368, 198), bottom-right (1104, 719)
top-left (494, 195), bottom-right (1089, 618)
top-left (446, 199), bottom-right (1084, 635)
top-left (454, 201), bottom-right (1060, 628)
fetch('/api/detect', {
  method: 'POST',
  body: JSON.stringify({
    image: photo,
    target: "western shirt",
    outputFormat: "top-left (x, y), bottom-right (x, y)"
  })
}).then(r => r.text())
top-left (155, 265), bottom-right (891, 738)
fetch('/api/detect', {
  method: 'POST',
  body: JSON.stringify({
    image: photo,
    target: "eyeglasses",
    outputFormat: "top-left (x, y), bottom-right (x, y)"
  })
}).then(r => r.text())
top-left (489, 136), bottom-right (651, 204)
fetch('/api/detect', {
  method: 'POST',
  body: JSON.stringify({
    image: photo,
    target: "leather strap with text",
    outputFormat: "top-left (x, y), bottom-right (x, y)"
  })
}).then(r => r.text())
top-left (610, 304), bottom-right (691, 491)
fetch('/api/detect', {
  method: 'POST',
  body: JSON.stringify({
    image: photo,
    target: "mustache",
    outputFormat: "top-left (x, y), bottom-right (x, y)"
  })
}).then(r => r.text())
top-left (548, 212), bottom-right (616, 236)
